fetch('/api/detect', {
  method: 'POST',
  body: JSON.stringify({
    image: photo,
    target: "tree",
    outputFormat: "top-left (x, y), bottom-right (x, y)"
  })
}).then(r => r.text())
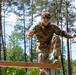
top-left (6, 45), bottom-right (23, 61)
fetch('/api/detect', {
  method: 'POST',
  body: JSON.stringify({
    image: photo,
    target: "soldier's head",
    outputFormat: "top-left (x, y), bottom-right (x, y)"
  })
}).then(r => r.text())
top-left (41, 12), bottom-right (51, 25)
top-left (41, 12), bottom-right (51, 20)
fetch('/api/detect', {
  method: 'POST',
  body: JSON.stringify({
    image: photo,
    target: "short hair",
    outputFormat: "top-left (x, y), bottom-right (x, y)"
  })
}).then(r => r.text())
top-left (41, 12), bottom-right (51, 19)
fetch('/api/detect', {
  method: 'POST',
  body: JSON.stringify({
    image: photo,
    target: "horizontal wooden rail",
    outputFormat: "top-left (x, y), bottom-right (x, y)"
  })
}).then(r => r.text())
top-left (0, 61), bottom-right (61, 69)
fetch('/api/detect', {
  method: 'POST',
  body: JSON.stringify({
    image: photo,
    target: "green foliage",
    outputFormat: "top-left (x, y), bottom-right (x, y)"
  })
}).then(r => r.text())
top-left (2, 68), bottom-right (26, 75)
top-left (6, 45), bottom-right (23, 61)
top-left (26, 68), bottom-right (39, 75)
top-left (72, 60), bottom-right (76, 75)
top-left (2, 68), bottom-right (39, 75)
top-left (8, 32), bottom-right (23, 46)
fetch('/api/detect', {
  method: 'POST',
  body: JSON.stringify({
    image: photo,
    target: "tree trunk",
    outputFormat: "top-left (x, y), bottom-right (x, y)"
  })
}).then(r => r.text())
top-left (0, 0), bottom-right (2, 75)
top-left (30, 0), bottom-right (33, 62)
top-left (23, 4), bottom-right (27, 62)
top-left (65, 0), bottom-right (72, 75)
top-left (60, 0), bottom-right (66, 75)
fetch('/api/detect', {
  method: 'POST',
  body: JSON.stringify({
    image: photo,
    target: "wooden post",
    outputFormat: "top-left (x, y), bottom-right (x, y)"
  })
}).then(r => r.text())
top-left (51, 69), bottom-right (55, 75)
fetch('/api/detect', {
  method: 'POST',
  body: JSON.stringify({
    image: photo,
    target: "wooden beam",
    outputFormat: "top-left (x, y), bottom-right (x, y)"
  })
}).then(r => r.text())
top-left (0, 61), bottom-right (61, 69)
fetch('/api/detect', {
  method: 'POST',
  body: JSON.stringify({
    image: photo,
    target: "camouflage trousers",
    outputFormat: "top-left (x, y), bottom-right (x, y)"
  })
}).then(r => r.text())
top-left (38, 36), bottom-right (61, 75)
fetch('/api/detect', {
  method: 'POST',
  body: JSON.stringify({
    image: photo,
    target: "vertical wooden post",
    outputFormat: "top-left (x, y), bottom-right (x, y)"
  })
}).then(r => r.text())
top-left (49, 69), bottom-right (55, 75)
top-left (51, 69), bottom-right (55, 75)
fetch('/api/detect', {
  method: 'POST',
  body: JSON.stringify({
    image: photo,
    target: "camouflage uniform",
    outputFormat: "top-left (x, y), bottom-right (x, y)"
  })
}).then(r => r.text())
top-left (26, 22), bottom-right (72, 75)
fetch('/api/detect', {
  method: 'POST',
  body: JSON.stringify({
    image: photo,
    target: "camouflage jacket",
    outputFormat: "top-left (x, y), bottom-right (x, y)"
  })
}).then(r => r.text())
top-left (26, 22), bottom-right (72, 53)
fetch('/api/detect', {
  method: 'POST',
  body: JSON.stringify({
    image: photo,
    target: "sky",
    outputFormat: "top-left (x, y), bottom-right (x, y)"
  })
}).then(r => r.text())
top-left (5, 13), bottom-right (19, 35)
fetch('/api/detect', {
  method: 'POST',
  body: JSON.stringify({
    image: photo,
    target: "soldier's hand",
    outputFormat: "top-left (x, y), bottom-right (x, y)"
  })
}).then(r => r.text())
top-left (28, 30), bottom-right (35, 36)
top-left (72, 34), bottom-right (76, 38)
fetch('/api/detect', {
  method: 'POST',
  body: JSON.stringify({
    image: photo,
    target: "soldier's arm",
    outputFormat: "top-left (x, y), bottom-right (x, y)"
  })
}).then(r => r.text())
top-left (53, 25), bottom-right (73, 38)
top-left (26, 24), bottom-right (36, 38)
top-left (26, 30), bottom-right (35, 38)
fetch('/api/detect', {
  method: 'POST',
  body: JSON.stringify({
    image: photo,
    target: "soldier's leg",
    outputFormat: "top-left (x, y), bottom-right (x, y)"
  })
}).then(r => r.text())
top-left (52, 36), bottom-right (61, 63)
top-left (38, 52), bottom-right (49, 75)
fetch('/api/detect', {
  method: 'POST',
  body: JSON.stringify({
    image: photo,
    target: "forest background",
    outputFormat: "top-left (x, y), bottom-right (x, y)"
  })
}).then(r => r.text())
top-left (0, 0), bottom-right (76, 75)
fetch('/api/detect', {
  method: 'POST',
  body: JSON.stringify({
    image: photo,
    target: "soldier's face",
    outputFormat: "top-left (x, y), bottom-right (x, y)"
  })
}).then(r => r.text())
top-left (42, 17), bottom-right (50, 25)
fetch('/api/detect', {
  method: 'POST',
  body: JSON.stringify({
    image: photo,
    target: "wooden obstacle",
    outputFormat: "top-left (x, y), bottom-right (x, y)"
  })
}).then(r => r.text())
top-left (0, 61), bottom-right (61, 68)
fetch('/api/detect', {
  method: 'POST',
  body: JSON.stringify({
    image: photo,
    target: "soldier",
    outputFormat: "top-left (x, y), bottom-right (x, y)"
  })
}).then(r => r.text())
top-left (26, 12), bottom-right (76, 75)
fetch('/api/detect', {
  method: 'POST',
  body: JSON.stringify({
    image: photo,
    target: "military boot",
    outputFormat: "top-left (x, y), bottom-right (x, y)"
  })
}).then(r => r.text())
top-left (40, 71), bottom-right (46, 75)
top-left (53, 56), bottom-right (59, 64)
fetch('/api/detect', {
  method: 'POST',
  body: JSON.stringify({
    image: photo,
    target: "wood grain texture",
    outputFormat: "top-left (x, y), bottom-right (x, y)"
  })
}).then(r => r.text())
top-left (0, 61), bottom-right (61, 69)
